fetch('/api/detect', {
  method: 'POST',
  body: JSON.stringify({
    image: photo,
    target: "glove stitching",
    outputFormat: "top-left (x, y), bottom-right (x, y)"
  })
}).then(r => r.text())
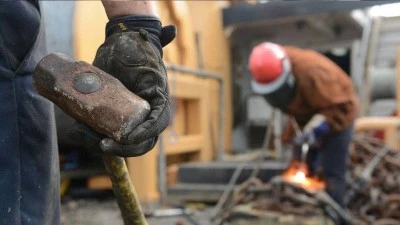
top-left (132, 69), bottom-right (162, 95)
top-left (133, 91), bottom-right (168, 144)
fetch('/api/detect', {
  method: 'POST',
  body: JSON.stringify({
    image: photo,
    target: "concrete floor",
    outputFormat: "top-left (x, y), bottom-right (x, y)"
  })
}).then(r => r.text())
top-left (61, 199), bottom-right (123, 225)
top-left (61, 198), bottom-right (212, 225)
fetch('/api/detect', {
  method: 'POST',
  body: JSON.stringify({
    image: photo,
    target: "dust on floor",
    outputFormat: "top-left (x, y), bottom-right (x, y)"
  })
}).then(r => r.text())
top-left (61, 198), bottom-right (212, 225)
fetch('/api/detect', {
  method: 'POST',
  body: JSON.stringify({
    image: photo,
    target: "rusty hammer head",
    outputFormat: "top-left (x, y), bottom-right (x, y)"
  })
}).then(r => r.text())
top-left (33, 53), bottom-right (150, 143)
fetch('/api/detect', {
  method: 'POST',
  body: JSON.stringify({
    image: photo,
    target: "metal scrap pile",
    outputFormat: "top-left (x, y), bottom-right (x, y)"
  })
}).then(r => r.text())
top-left (347, 136), bottom-right (400, 225)
top-left (232, 177), bottom-right (350, 224)
top-left (218, 135), bottom-right (400, 225)
top-left (249, 179), bottom-right (326, 216)
top-left (215, 175), bottom-right (350, 225)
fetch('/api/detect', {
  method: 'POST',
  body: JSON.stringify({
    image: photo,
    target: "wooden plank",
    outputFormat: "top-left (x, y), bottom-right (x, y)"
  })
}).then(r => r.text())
top-left (384, 127), bottom-right (398, 150)
top-left (397, 47), bottom-right (400, 115)
top-left (355, 117), bottom-right (400, 132)
top-left (165, 135), bottom-right (203, 155)
top-left (355, 116), bottom-right (400, 150)
top-left (199, 87), bottom-right (213, 161)
top-left (126, 148), bottom-right (159, 204)
top-left (207, 80), bottom-right (220, 156)
top-left (165, 0), bottom-right (197, 67)
top-left (167, 164), bottom-right (179, 186)
top-left (186, 1), bottom-right (233, 152)
top-left (155, 1), bottom-right (182, 66)
top-left (186, 99), bottom-right (200, 134)
top-left (165, 99), bottom-right (185, 136)
top-left (168, 74), bottom-right (207, 99)
top-left (74, 1), bottom-right (107, 62)
top-left (87, 175), bottom-right (112, 190)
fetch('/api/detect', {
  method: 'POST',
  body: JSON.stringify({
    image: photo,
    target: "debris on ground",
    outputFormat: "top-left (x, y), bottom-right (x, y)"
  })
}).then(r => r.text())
top-left (347, 136), bottom-right (400, 225)
top-left (61, 198), bottom-right (211, 225)
top-left (218, 177), bottom-right (348, 225)
top-left (61, 135), bottom-right (400, 225)
top-left (61, 199), bottom-right (123, 225)
top-left (217, 135), bottom-right (400, 225)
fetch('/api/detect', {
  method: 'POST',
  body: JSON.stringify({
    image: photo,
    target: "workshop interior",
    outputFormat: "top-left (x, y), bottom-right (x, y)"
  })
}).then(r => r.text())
top-left (33, 1), bottom-right (400, 225)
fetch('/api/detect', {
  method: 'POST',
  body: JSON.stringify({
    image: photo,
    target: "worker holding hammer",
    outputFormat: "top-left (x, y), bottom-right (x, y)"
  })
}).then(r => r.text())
top-left (0, 1), bottom-right (174, 224)
top-left (248, 42), bottom-right (359, 207)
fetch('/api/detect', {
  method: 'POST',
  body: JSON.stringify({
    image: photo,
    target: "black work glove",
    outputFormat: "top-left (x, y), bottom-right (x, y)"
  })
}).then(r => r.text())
top-left (68, 15), bottom-right (176, 157)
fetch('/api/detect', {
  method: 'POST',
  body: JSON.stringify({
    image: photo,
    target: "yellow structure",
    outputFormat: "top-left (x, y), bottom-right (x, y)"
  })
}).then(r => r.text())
top-left (74, 1), bottom-right (232, 204)
top-left (355, 117), bottom-right (400, 149)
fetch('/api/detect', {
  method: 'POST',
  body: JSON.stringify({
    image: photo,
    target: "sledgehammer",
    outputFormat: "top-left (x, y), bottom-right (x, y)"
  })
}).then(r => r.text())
top-left (33, 53), bottom-right (149, 225)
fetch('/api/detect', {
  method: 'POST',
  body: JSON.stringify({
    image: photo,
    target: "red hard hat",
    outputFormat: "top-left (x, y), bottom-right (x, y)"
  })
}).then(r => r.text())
top-left (249, 42), bottom-right (286, 84)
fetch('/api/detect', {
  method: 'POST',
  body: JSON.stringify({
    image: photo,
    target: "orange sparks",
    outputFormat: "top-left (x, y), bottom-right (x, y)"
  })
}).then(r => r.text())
top-left (293, 171), bottom-right (307, 183)
top-left (282, 161), bottom-right (325, 191)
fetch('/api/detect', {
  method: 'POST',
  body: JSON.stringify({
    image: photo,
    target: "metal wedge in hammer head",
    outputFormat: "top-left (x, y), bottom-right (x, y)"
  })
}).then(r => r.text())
top-left (33, 53), bottom-right (150, 143)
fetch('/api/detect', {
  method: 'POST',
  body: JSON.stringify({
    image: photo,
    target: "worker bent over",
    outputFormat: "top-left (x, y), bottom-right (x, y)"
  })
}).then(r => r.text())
top-left (248, 42), bottom-right (359, 207)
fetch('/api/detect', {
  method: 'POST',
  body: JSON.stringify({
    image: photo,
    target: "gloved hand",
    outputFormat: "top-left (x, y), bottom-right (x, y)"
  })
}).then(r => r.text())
top-left (68, 15), bottom-right (176, 157)
top-left (293, 131), bottom-right (317, 147)
top-left (292, 116), bottom-right (330, 147)
top-left (293, 121), bottom-right (329, 147)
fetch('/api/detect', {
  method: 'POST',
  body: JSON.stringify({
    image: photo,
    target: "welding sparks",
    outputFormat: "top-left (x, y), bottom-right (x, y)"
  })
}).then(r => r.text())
top-left (293, 171), bottom-right (306, 183)
top-left (282, 161), bottom-right (325, 191)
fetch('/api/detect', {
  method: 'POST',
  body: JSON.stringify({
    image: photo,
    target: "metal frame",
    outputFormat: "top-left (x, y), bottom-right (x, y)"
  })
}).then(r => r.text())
top-left (223, 1), bottom-right (388, 28)
top-left (357, 16), bottom-right (383, 116)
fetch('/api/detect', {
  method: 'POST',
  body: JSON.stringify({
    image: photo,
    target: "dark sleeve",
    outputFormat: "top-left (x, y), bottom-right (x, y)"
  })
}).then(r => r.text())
top-left (0, 1), bottom-right (41, 70)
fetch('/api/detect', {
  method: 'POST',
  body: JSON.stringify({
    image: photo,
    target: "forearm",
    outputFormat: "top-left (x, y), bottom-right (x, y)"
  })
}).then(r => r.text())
top-left (101, 0), bottom-right (156, 19)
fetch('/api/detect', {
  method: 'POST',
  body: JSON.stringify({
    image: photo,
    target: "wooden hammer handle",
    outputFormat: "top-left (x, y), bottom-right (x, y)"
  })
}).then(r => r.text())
top-left (103, 156), bottom-right (148, 225)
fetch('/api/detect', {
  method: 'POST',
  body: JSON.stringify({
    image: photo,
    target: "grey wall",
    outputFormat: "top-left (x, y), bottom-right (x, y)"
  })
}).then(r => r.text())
top-left (41, 1), bottom-right (75, 56)
top-left (374, 16), bottom-right (400, 68)
top-left (40, 1), bottom-right (78, 149)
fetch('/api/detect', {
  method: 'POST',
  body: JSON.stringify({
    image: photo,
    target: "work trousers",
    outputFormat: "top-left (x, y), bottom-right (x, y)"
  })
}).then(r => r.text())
top-left (320, 126), bottom-right (352, 207)
top-left (306, 126), bottom-right (353, 207)
top-left (0, 1), bottom-right (61, 224)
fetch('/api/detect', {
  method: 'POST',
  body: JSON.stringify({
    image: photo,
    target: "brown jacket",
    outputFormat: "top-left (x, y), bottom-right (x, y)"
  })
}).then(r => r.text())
top-left (282, 46), bottom-right (359, 132)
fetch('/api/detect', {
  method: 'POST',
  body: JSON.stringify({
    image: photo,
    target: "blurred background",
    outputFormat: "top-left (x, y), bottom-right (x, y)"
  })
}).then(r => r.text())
top-left (40, 1), bottom-right (400, 225)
